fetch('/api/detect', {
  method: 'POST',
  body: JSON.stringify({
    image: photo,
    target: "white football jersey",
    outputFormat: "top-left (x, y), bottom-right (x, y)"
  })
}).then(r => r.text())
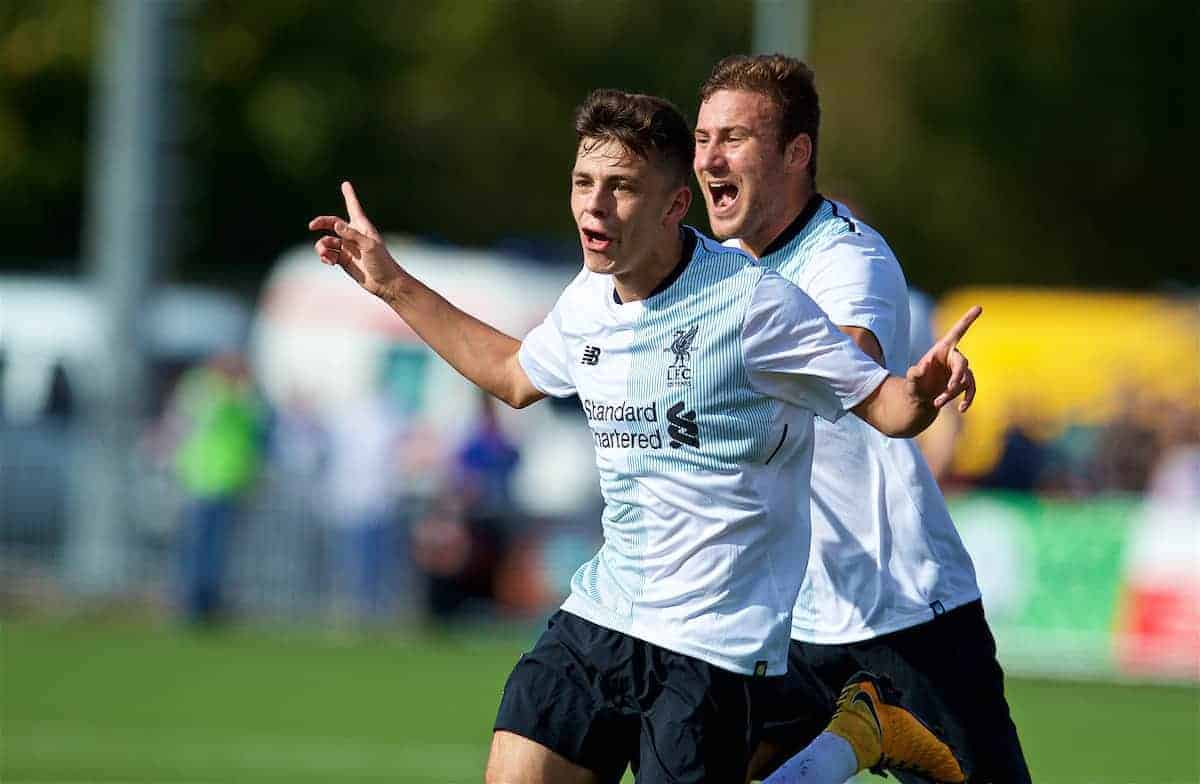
top-left (519, 228), bottom-right (888, 675)
top-left (739, 197), bottom-right (981, 643)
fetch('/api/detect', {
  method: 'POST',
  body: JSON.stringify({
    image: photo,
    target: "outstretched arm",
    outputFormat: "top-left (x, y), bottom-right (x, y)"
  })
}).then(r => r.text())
top-left (852, 306), bottom-right (981, 438)
top-left (309, 182), bottom-right (544, 409)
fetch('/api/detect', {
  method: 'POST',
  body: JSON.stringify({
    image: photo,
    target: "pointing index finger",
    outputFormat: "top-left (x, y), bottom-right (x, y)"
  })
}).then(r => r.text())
top-left (342, 181), bottom-right (370, 226)
top-left (939, 305), bottom-right (982, 350)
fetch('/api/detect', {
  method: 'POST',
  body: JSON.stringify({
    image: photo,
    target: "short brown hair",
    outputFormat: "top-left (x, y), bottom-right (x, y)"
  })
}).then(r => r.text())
top-left (574, 89), bottom-right (694, 187)
top-left (700, 54), bottom-right (820, 179)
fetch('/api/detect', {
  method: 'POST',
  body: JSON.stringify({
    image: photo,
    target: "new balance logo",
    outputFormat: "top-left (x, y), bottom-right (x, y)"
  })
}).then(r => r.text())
top-left (667, 401), bottom-right (699, 448)
top-left (581, 345), bottom-right (601, 365)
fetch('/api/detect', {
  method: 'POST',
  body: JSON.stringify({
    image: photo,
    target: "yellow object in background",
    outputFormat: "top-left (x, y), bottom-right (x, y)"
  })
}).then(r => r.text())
top-left (934, 288), bottom-right (1200, 477)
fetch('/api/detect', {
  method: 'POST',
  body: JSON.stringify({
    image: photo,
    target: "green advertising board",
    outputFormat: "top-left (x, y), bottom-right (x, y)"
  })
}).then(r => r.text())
top-left (949, 492), bottom-right (1196, 682)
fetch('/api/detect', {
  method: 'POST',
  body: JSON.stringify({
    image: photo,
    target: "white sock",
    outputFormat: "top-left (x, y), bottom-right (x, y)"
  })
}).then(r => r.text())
top-left (762, 731), bottom-right (860, 784)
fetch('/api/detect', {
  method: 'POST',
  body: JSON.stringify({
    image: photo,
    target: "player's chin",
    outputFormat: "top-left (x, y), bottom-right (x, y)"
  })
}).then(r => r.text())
top-left (704, 203), bottom-right (744, 241)
top-left (582, 250), bottom-right (617, 275)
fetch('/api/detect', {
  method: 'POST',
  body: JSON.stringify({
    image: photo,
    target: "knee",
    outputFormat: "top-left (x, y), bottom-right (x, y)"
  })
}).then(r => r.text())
top-left (486, 729), bottom-right (594, 784)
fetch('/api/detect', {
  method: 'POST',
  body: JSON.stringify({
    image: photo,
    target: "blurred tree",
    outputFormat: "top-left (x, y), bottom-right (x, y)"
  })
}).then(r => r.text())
top-left (0, 1), bottom-right (94, 273)
top-left (812, 0), bottom-right (1190, 292)
top-left (0, 0), bottom-right (1190, 293)
top-left (0, 0), bottom-right (747, 290)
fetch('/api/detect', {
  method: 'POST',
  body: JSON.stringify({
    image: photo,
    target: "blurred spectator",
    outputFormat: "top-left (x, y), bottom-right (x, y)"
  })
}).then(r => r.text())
top-left (973, 390), bottom-right (1199, 498)
top-left (454, 392), bottom-right (521, 515)
top-left (1137, 396), bottom-right (1200, 499)
top-left (268, 392), bottom-right (327, 480)
top-left (410, 394), bottom-right (520, 621)
top-left (980, 419), bottom-right (1048, 492)
top-left (1091, 392), bottom-right (1161, 494)
top-left (1147, 444), bottom-right (1200, 503)
top-left (323, 391), bottom-right (407, 623)
top-left (45, 363), bottom-right (75, 419)
top-left (1038, 419), bottom-right (1101, 495)
top-left (162, 353), bottom-right (264, 625)
top-left (410, 490), bottom-right (510, 621)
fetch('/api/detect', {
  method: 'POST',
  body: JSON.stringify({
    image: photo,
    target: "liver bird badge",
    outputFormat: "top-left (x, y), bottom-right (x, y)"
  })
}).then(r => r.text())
top-left (666, 325), bottom-right (699, 368)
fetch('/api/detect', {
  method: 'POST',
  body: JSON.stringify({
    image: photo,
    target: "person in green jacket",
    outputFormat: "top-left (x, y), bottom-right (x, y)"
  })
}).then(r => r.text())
top-left (169, 352), bottom-right (263, 624)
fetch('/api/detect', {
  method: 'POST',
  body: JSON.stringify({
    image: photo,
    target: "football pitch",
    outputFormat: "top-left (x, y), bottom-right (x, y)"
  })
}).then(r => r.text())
top-left (3, 621), bottom-right (1197, 784)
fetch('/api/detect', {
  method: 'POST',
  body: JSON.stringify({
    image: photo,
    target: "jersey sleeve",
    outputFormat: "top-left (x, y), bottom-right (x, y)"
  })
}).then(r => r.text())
top-left (803, 237), bottom-right (908, 365)
top-left (742, 272), bottom-right (890, 422)
top-left (518, 301), bottom-right (577, 398)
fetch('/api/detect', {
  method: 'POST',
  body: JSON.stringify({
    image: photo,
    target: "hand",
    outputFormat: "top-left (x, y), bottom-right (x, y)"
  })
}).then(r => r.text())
top-left (308, 181), bottom-right (402, 297)
top-left (906, 306), bottom-right (981, 412)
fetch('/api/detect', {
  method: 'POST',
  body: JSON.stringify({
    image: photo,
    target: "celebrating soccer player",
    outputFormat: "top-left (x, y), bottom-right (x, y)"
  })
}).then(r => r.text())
top-left (694, 55), bottom-right (1030, 784)
top-left (310, 88), bottom-right (978, 784)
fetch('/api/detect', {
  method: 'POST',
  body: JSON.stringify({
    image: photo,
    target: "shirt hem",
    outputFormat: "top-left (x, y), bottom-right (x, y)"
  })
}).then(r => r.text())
top-left (837, 366), bottom-right (890, 418)
top-left (560, 596), bottom-right (787, 677)
top-left (827, 314), bottom-right (891, 364)
top-left (790, 589), bottom-right (981, 645)
top-left (516, 345), bottom-right (572, 398)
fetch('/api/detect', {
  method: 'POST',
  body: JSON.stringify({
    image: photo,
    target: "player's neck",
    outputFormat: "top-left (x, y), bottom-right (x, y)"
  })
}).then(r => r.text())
top-left (613, 228), bottom-right (686, 304)
top-left (742, 184), bottom-right (816, 259)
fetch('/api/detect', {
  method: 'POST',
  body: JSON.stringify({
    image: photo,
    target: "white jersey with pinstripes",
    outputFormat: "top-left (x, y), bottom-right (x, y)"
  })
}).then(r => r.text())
top-left (518, 227), bottom-right (888, 675)
top-left (731, 197), bottom-right (981, 644)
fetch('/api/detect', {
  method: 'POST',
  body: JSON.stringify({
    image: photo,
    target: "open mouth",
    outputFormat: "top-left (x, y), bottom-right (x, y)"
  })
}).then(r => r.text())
top-left (708, 182), bottom-right (740, 212)
top-left (581, 227), bottom-right (614, 252)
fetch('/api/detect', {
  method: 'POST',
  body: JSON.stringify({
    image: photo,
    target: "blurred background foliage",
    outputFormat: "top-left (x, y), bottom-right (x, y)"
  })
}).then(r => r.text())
top-left (0, 0), bottom-right (1190, 293)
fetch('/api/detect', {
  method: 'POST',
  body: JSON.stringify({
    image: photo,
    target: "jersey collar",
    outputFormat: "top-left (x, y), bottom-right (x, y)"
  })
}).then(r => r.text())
top-left (759, 193), bottom-right (824, 259)
top-left (612, 227), bottom-right (698, 305)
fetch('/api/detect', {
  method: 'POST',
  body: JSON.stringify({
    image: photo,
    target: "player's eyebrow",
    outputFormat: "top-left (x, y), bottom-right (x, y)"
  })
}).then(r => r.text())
top-left (696, 123), bottom-right (752, 138)
top-left (576, 169), bottom-right (641, 186)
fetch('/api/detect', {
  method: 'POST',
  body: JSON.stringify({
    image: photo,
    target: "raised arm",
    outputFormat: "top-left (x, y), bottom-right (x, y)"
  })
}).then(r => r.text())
top-left (851, 306), bottom-right (981, 438)
top-left (308, 182), bottom-right (544, 409)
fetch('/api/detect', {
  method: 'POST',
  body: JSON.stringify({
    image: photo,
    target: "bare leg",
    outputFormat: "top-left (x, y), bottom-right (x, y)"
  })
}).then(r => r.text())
top-left (485, 730), bottom-right (605, 784)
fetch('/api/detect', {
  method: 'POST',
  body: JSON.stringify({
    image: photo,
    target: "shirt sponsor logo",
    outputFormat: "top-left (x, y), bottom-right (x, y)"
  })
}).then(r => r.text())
top-left (592, 429), bottom-right (664, 450)
top-left (666, 401), bottom-right (699, 448)
top-left (580, 398), bottom-right (700, 451)
top-left (665, 325), bottom-right (698, 388)
top-left (581, 399), bottom-right (658, 423)
top-left (581, 345), bottom-right (601, 365)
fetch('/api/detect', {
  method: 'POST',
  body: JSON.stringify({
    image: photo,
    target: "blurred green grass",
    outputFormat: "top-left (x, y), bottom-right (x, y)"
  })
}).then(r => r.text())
top-left (3, 621), bottom-right (1197, 783)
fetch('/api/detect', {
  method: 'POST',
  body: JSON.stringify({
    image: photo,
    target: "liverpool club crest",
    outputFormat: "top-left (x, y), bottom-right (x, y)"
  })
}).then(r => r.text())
top-left (665, 324), bottom-right (698, 387)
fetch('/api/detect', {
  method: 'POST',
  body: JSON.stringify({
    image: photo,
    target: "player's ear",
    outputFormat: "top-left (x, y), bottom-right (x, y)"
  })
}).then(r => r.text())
top-left (785, 133), bottom-right (812, 175)
top-left (663, 184), bottom-right (692, 226)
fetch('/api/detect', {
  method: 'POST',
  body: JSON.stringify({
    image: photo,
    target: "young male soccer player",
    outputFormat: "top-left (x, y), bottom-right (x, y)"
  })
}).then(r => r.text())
top-left (694, 55), bottom-right (1031, 783)
top-left (310, 89), bottom-right (979, 784)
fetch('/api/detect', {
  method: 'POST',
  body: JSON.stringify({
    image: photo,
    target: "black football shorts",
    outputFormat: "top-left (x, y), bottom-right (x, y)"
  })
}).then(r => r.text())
top-left (495, 609), bottom-right (776, 784)
top-left (758, 600), bottom-right (1031, 783)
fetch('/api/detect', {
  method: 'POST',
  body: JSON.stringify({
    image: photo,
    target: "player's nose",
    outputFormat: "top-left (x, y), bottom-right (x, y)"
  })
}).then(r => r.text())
top-left (582, 188), bottom-right (611, 217)
top-left (694, 144), bottom-right (726, 175)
